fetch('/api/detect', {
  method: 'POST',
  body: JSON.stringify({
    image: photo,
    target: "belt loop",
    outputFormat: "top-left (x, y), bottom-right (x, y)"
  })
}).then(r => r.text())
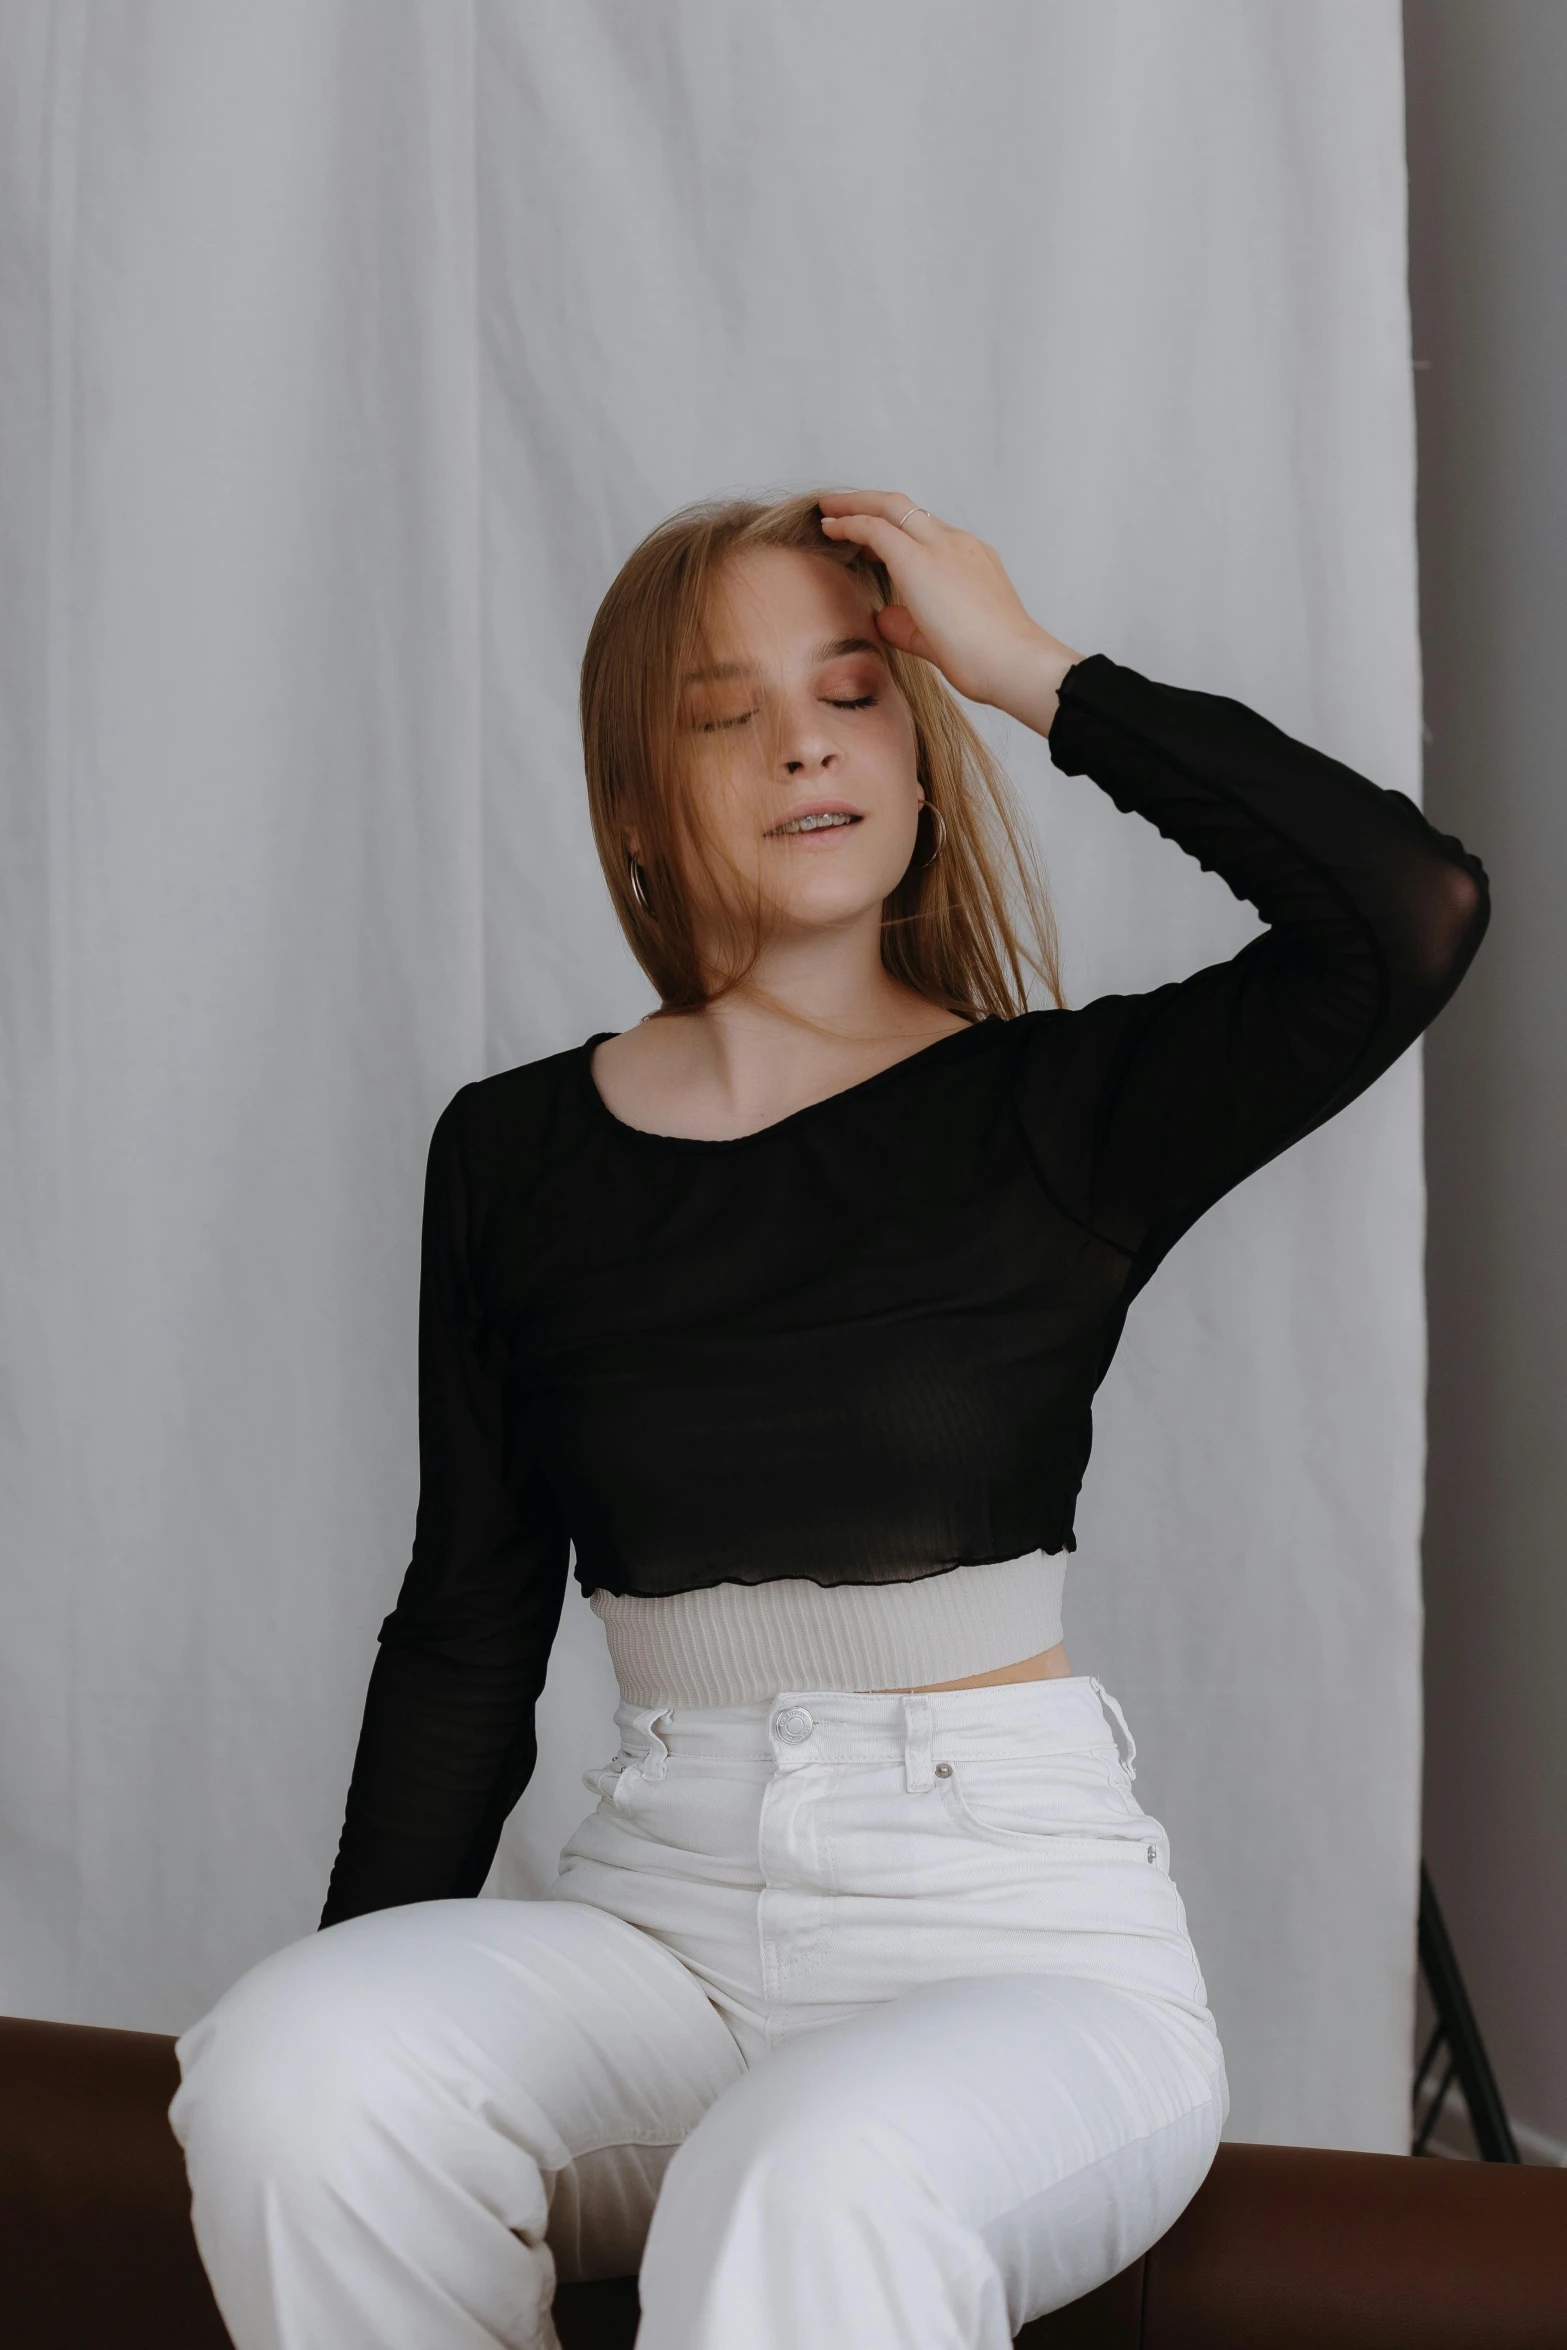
top-left (627, 1703), bottom-right (671, 1781)
top-left (903, 1694), bottom-right (935, 1793)
top-left (1089, 1678), bottom-right (1137, 1780)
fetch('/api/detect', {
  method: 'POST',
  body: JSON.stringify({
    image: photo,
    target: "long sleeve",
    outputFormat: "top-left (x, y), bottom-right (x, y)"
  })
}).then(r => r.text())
top-left (320, 1086), bottom-right (571, 1927)
top-left (1024, 654), bottom-right (1490, 1288)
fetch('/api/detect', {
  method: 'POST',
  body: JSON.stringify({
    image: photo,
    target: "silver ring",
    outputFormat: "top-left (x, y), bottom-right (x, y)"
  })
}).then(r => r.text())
top-left (897, 506), bottom-right (930, 530)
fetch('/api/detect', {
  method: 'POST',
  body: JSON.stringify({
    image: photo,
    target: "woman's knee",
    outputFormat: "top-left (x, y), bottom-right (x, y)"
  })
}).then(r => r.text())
top-left (170, 1914), bottom-right (438, 2200)
top-left (169, 1894), bottom-right (739, 2215)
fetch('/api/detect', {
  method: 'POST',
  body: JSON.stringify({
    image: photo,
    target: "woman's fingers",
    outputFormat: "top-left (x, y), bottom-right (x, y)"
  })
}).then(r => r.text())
top-left (818, 488), bottom-right (1065, 713)
top-left (818, 509), bottom-right (921, 564)
top-left (819, 489), bottom-right (942, 546)
top-left (820, 497), bottom-right (996, 692)
top-left (819, 488), bottom-right (930, 520)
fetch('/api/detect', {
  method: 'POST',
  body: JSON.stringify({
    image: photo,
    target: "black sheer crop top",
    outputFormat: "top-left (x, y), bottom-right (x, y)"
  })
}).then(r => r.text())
top-left (319, 652), bottom-right (1488, 1924)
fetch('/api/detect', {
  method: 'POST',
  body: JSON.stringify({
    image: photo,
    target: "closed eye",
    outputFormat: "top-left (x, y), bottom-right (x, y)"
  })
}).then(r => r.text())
top-left (695, 692), bottom-right (875, 730)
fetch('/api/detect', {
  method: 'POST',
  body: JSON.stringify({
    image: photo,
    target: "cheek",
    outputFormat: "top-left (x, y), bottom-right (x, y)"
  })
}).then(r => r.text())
top-left (865, 726), bottom-right (923, 838)
top-left (875, 800), bottom-right (925, 894)
top-left (685, 744), bottom-right (757, 833)
top-left (866, 700), bottom-right (920, 788)
top-left (709, 763), bottom-right (773, 858)
top-left (678, 752), bottom-right (773, 908)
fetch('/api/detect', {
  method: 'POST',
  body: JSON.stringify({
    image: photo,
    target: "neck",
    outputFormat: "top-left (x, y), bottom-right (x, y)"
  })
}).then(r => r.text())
top-left (650, 912), bottom-right (963, 1131)
top-left (704, 911), bottom-right (911, 1044)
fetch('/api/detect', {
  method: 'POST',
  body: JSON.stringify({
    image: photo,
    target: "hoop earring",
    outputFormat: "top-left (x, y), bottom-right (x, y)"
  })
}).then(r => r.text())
top-left (918, 802), bottom-right (947, 868)
top-left (627, 853), bottom-right (651, 912)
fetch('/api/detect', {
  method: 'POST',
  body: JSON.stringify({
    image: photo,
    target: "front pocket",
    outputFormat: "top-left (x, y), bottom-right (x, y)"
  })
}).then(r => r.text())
top-left (937, 1750), bottom-right (1150, 1851)
top-left (581, 1751), bottom-right (634, 1799)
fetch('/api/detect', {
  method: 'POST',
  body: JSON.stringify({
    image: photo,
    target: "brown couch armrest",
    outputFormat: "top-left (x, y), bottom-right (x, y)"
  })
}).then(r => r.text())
top-left (1138, 2141), bottom-right (1567, 2350)
top-left (0, 2016), bottom-right (232, 2349)
top-left (5, 2017), bottom-right (1565, 2350)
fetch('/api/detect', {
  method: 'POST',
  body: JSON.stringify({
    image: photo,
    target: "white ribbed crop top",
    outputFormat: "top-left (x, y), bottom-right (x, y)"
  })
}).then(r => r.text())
top-left (590, 1549), bottom-right (1067, 1710)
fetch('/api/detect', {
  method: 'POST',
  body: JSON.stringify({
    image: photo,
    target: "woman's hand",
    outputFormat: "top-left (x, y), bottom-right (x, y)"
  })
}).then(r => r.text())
top-left (818, 490), bottom-right (1081, 736)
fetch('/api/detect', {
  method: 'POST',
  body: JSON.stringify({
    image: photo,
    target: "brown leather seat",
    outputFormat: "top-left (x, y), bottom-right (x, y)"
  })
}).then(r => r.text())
top-left (3, 2015), bottom-right (1563, 2348)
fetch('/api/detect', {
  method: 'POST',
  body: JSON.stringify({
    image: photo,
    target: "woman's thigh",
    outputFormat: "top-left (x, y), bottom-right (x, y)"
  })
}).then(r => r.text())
top-left (640, 1970), bottom-right (1228, 2343)
top-left (171, 1894), bottom-right (747, 2286)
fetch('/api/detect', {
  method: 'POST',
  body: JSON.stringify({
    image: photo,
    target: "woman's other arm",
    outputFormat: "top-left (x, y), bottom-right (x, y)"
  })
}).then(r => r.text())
top-left (319, 1088), bottom-right (571, 1927)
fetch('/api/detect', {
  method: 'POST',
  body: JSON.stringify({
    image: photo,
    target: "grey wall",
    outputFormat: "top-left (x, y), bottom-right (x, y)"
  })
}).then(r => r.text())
top-left (1406, 0), bottom-right (1567, 2154)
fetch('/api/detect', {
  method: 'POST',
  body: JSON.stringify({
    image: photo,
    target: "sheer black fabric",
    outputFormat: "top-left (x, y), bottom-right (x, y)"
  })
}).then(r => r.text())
top-left (320, 653), bottom-right (1488, 1925)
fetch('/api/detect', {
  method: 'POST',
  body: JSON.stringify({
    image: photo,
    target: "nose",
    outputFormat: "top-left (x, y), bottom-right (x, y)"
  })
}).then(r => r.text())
top-left (779, 700), bottom-right (840, 778)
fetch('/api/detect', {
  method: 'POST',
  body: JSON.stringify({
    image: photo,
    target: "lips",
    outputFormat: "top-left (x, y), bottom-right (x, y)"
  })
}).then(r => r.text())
top-left (765, 800), bottom-right (864, 837)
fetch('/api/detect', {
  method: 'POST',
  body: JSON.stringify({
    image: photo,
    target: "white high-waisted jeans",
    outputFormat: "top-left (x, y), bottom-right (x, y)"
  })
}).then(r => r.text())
top-left (170, 1676), bottom-right (1227, 2350)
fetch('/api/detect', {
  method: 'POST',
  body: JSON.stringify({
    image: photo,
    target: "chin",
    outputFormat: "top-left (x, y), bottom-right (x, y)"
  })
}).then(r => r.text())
top-left (782, 882), bottom-right (897, 930)
top-left (783, 858), bottom-right (910, 918)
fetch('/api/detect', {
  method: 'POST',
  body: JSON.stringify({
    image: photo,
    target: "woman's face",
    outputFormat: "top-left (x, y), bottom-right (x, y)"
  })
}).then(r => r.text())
top-left (673, 547), bottom-right (923, 949)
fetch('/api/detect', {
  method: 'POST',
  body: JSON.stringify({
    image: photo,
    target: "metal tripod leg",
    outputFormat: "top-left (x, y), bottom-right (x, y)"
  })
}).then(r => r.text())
top-left (1412, 1862), bottom-right (1520, 2162)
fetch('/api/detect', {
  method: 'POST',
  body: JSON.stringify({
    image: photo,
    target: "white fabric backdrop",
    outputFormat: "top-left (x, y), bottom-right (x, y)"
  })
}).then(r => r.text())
top-left (0, 0), bottom-right (1423, 2151)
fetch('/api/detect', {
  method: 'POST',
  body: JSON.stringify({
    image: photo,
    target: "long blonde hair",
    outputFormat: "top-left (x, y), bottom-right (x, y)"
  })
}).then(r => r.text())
top-left (579, 492), bottom-right (1062, 1019)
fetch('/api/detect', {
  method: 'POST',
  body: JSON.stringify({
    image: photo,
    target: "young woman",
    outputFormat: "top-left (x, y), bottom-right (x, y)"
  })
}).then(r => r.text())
top-left (171, 489), bottom-right (1488, 2350)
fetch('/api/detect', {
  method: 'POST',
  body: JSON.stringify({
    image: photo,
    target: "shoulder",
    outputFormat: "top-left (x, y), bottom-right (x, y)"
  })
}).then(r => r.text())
top-left (428, 1039), bottom-right (602, 1176)
top-left (994, 988), bottom-right (1196, 1117)
top-left (993, 995), bottom-right (1172, 1066)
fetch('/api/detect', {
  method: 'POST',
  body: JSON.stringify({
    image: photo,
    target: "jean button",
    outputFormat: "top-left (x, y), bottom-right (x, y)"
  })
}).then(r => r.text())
top-left (775, 1706), bottom-right (814, 1742)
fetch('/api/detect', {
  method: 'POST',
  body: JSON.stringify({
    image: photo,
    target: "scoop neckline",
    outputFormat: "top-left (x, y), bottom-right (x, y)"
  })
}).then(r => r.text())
top-left (577, 1014), bottom-right (1006, 1149)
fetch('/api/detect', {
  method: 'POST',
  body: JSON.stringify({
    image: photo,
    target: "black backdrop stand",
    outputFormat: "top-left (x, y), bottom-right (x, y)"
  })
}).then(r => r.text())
top-left (1412, 1862), bottom-right (1521, 2161)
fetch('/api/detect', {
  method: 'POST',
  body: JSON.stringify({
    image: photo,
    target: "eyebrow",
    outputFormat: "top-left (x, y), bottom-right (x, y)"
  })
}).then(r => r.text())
top-left (680, 636), bottom-right (885, 685)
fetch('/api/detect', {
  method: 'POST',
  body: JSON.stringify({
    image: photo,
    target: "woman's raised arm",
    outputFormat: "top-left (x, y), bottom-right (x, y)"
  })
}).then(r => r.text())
top-left (1018, 654), bottom-right (1489, 1285)
top-left (819, 491), bottom-right (1488, 1279)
